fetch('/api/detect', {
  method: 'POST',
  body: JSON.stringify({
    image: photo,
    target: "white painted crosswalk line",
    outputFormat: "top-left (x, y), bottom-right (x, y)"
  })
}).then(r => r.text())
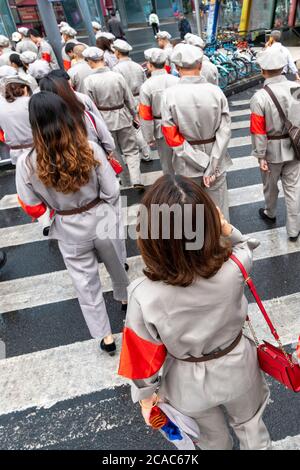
top-left (231, 120), bottom-right (250, 130)
top-left (0, 222), bottom-right (297, 314)
top-left (272, 436), bottom-right (300, 450)
top-left (230, 99), bottom-right (250, 107)
top-left (0, 291), bottom-right (298, 416)
top-left (230, 109), bottom-right (250, 118)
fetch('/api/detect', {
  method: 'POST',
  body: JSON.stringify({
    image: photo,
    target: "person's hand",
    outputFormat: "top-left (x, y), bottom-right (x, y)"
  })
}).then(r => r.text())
top-left (296, 74), bottom-right (300, 82)
top-left (107, 152), bottom-right (115, 161)
top-left (203, 174), bottom-right (216, 188)
top-left (139, 394), bottom-right (158, 426)
top-left (217, 207), bottom-right (233, 237)
top-left (259, 159), bottom-right (269, 172)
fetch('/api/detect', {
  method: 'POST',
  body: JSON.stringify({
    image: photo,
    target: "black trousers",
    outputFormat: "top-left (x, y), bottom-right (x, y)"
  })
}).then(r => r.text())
top-left (151, 23), bottom-right (159, 35)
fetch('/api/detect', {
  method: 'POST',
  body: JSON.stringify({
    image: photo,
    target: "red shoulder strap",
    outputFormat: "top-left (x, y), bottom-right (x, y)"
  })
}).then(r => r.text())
top-left (230, 254), bottom-right (280, 341)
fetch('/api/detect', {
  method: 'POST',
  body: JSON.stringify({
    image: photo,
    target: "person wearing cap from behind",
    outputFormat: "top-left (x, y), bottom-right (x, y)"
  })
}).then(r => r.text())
top-left (0, 36), bottom-right (13, 66)
top-left (11, 32), bottom-right (22, 50)
top-left (28, 59), bottom-right (51, 85)
top-left (156, 31), bottom-right (173, 74)
top-left (250, 46), bottom-right (300, 242)
top-left (113, 39), bottom-right (151, 163)
top-left (9, 52), bottom-right (38, 92)
top-left (161, 44), bottom-right (232, 219)
top-left (68, 44), bottom-right (92, 94)
top-left (266, 30), bottom-right (300, 82)
top-left (184, 33), bottom-right (218, 85)
top-left (83, 47), bottom-right (143, 190)
top-left (0, 75), bottom-right (33, 165)
top-left (16, 27), bottom-right (38, 55)
top-left (92, 21), bottom-right (102, 35)
top-left (61, 26), bottom-right (78, 71)
top-left (139, 48), bottom-right (179, 175)
top-left (28, 29), bottom-right (59, 70)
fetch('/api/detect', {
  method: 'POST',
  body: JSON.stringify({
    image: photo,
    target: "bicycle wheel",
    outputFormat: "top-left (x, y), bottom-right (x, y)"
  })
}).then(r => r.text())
top-left (222, 62), bottom-right (238, 84)
top-left (217, 66), bottom-right (229, 90)
top-left (232, 58), bottom-right (248, 79)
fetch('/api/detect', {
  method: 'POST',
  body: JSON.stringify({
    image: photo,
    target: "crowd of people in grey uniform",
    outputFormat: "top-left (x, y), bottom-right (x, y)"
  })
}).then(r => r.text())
top-left (1, 19), bottom-right (300, 450)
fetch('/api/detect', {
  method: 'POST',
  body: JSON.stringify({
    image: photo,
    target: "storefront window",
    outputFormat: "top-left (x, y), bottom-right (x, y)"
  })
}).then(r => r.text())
top-left (156, 0), bottom-right (173, 20)
top-left (0, 0), bottom-right (15, 36)
top-left (62, 0), bottom-right (84, 30)
top-left (273, 0), bottom-right (289, 28)
top-left (87, 0), bottom-right (103, 24)
top-left (249, 0), bottom-right (276, 33)
top-left (219, 0), bottom-right (243, 31)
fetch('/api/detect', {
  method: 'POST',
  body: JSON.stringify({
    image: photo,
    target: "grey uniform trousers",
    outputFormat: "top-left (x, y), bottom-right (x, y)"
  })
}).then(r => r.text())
top-left (111, 126), bottom-right (141, 186)
top-left (261, 160), bottom-right (300, 237)
top-left (136, 127), bottom-right (151, 158)
top-left (194, 372), bottom-right (271, 450)
top-left (156, 138), bottom-right (175, 175)
top-left (58, 237), bottom-right (129, 340)
top-left (192, 173), bottom-right (230, 222)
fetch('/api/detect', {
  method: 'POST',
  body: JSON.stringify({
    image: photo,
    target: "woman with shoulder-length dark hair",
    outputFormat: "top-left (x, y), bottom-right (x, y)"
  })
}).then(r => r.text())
top-left (16, 92), bottom-right (129, 355)
top-left (118, 175), bottom-right (271, 450)
top-left (96, 37), bottom-right (118, 68)
top-left (39, 73), bottom-right (115, 156)
top-left (9, 53), bottom-right (38, 91)
top-left (0, 76), bottom-right (33, 164)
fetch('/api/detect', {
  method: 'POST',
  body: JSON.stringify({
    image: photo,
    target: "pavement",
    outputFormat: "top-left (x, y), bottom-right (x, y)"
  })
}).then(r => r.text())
top-left (0, 84), bottom-right (300, 450)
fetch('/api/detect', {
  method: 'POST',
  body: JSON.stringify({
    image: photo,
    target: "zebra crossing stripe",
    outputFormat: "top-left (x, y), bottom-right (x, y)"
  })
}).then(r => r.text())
top-left (230, 99), bottom-right (251, 107)
top-left (0, 290), bottom-right (298, 416)
top-left (0, 224), bottom-right (298, 314)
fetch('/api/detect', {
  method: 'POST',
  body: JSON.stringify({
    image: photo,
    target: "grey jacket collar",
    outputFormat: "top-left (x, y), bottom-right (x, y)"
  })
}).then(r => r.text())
top-left (264, 75), bottom-right (288, 86)
top-left (179, 75), bottom-right (207, 85)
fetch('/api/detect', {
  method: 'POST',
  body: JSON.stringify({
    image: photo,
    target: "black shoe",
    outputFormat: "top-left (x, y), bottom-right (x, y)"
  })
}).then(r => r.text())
top-left (100, 339), bottom-right (116, 357)
top-left (289, 233), bottom-right (300, 243)
top-left (133, 183), bottom-right (145, 192)
top-left (121, 303), bottom-right (128, 313)
top-left (124, 263), bottom-right (129, 272)
top-left (259, 208), bottom-right (276, 223)
top-left (0, 251), bottom-right (7, 270)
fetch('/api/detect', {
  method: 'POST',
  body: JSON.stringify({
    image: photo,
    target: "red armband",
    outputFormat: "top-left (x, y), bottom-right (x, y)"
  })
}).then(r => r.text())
top-left (162, 125), bottom-right (185, 147)
top-left (139, 103), bottom-right (154, 121)
top-left (250, 113), bottom-right (267, 135)
top-left (118, 327), bottom-right (167, 380)
top-left (18, 196), bottom-right (47, 219)
top-left (0, 129), bottom-right (5, 143)
top-left (42, 52), bottom-right (51, 63)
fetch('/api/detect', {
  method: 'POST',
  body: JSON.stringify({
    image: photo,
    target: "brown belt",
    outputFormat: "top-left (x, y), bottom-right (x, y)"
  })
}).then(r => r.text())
top-left (56, 197), bottom-right (102, 216)
top-left (97, 104), bottom-right (124, 111)
top-left (133, 93), bottom-right (139, 97)
top-left (10, 144), bottom-right (33, 150)
top-left (267, 134), bottom-right (289, 141)
top-left (169, 331), bottom-right (243, 363)
top-left (188, 137), bottom-right (216, 146)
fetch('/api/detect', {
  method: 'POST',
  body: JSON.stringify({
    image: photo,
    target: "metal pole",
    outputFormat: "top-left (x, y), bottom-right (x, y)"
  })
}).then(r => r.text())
top-left (194, 0), bottom-right (203, 37)
top-left (77, 0), bottom-right (96, 46)
top-left (36, 0), bottom-right (63, 68)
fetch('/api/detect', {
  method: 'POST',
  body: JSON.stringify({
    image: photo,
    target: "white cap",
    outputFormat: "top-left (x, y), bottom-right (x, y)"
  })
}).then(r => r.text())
top-left (61, 26), bottom-right (77, 37)
top-left (0, 65), bottom-right (17, 79)
top-left (171, 43), bottom-right (203, 68)
top-left (0, 35), bottom-right (9, 47)
top-left (12, 32), bottom-right (22, 43)
top-left (92, 21), bottom-right (102, 31)
top-left (20, 51), bottom-right (38, 65)
top-left (28, 60), bottom-right (51, 80)
top-left (184, 33), bottom-right (205, 49)
top-left (96, 32), bottom-right (115, 41)
top-left (58, 21), bottom-right (69, 30)
top-left (144, 47), bottom-right (168, 65)
top-left (156, 31), bottom-right (172, 40)
top-left (82, 47), bottom-right (104, 61)
top-left (257, 46), bottom-right (288, 70)
top-left (4, 75), bottom-right (32, 91)
top-left (18, 27), bottom-right (29, 37)
top-left (113, 39), bottom-right (132, 53)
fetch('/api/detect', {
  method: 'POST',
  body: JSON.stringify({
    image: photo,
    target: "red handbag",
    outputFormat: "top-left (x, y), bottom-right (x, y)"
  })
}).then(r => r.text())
top-left (230, 254), bottom-right (300, 393)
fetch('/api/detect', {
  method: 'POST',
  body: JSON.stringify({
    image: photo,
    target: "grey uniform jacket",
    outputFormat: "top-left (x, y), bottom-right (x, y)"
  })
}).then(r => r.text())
top-left (113, 58), bottom-right (145, 97)
top-left (0, 48), bottom-right (13, 66)
top-left (16, 141), bottom-right (120, 244)
top-left (74, 91), bottom-right (116, 155)
top-left (16, 39), bottom-right (38, 55)
top-left (37, 40), bottom-right (59, 70)
top-left (202, 56), bottom-right (219, 85)
top-left (68, 61), bottom-right (92, 93)
top-left (250, 75), bottom-right (299, 163)
top-left (0, 95), bottom-right (33, 163)
top-left (139, 69), bottom-right (179, 141)
top-left (119, 228), bottom-right (263, 416)
top-left (161, 75), bottom-right (232, 178)
top-left (104, 50), bottom-right (118, 69)
top-left (84, 67), bottom-right (137, 132)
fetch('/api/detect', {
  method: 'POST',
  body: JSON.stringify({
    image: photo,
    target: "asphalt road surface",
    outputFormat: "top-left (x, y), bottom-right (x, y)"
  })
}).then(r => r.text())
top-left (0, 85), bottom-right (299, 450)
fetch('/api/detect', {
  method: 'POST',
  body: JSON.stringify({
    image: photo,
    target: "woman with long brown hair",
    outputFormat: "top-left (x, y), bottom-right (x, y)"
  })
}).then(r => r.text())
top-left (119, 175), bottom-right (271, 450)
top-left (96, 36), bottom-right (118, 68)
top-left (16, 92), bottom-right (129, 355)
top-left (0, 75), bottom-right (33, 164)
